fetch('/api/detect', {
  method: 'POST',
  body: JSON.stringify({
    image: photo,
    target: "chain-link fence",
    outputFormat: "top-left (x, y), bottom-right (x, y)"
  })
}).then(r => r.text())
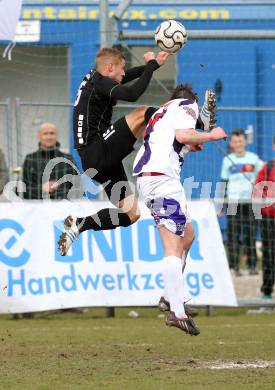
top-left (2, 99), bottom-right (275, 181)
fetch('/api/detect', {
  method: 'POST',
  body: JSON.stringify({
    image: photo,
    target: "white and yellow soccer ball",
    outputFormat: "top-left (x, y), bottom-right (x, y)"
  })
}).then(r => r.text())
top-left (155, 20), bottom-right (187, 54)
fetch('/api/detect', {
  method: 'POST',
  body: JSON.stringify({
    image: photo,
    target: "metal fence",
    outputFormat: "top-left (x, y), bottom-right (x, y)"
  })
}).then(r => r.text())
top-left (2, 99), bottom-right (274, 179)
top-left (1, 99), bottom-right (275, 186)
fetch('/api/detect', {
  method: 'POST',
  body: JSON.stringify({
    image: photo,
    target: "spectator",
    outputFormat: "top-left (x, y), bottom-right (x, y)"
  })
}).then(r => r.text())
top-left (0, 148), bottom-right (8, 195)
top-left (20, 122), bottom-right (82, 318)
top-left (254, 137), bottom-right (275, 299)
top-left (221, 129), bottom-right (263, 276)
top-left (23, 122), bottom-right (77, 200)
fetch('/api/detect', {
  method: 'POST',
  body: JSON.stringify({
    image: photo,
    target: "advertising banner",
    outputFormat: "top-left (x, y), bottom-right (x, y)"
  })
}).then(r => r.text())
top-left (0, 201), bottom-right (237, 313)
top-left (20, 4), bottom-right (275, 21)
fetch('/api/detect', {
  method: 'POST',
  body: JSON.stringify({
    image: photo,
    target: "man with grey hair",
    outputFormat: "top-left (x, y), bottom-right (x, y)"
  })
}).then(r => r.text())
top-left (22, 122), bottom-right (77, 200)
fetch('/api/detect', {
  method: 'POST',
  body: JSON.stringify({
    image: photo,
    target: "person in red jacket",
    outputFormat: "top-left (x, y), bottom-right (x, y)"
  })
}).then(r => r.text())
top-left (254, 137), bottom-right (275, 299)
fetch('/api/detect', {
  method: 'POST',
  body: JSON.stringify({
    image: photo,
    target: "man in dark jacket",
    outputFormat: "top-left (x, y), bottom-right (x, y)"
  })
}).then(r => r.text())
top-left (23, 122), bottom-right (77, 200)
top-left (20, 122), bottom-right (82, 317)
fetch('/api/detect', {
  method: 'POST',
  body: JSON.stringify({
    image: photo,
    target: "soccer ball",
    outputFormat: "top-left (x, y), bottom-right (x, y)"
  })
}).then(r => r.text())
top-left (155, 20), bottom-right (187, 54)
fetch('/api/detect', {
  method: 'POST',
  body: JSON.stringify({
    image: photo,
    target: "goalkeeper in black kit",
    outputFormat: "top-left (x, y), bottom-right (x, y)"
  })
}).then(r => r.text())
top-left (58, 47), bottom-right (216, 256)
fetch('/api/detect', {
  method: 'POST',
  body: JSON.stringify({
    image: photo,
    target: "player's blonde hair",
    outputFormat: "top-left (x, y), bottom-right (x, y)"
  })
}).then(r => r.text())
top-left (95, 48), bottom-right (125, 70)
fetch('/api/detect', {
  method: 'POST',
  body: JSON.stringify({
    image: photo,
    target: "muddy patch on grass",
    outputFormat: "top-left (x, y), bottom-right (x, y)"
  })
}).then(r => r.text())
top-left (206, 360), bottom-right (275, 370)
top-left (152, 359), bottom-right (275, 371)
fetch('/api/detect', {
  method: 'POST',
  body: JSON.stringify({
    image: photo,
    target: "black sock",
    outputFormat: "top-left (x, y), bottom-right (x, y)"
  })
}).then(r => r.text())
top-left (77, 208), bottom-right (132, 233)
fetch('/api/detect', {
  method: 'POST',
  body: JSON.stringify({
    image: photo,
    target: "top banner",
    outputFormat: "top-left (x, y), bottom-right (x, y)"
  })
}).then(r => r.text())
top-left (0, 201), bottom-right (237, 313)
top-left (0, 0), bottom-right (22, 41)
top-left (20, 4), bottom-right (275, 21)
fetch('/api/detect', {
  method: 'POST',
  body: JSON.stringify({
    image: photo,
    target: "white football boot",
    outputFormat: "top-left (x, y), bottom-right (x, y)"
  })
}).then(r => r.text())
top-left (58, 216), bottom-right (79, 256)
top-left (199, 89), bottom-right (217, 131)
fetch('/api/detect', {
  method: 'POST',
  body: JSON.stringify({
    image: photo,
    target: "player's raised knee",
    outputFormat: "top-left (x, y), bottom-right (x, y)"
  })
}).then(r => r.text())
top-left (126, 205), bottom-right (141, 225)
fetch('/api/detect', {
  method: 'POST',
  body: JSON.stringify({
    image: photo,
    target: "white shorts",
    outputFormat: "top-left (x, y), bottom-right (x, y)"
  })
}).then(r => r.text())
top-left (137, 175), bottom-right (191, 236)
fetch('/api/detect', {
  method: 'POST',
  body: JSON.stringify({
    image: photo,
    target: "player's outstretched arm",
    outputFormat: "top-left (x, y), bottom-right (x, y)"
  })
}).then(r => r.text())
top-left (98, 52), bottom-right (169, 102)
top-left (122, 65), bottom-right (146, 84)
top-left (107, 60), bottom-right (160, 102)
top-left (176, 127), bottom-right (227, 145)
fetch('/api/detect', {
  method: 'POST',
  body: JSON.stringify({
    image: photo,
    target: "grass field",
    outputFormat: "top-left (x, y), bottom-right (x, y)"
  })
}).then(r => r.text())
top-left (0, 308), bottom-right (275, 389)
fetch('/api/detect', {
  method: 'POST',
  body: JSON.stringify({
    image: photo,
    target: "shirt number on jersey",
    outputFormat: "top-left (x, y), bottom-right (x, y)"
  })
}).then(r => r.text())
top-left (74, 72), bottom-right (92, 107)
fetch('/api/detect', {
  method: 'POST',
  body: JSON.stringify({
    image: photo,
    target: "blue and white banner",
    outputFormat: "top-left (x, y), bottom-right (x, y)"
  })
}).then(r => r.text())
top-left (0, 0), bottom-right (22, 41)
top-left (20, 4), bottom-right (275, 21)
top-left (0, 201), bottom-right (237, 313)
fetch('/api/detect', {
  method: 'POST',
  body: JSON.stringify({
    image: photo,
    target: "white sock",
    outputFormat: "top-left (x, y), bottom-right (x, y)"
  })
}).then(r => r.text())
top-left (164, 252), bottom-right (186, 301)
top-left (163, 252), bottom-right (187, 301)
top-left (163, 256), bottom-right (186, 319)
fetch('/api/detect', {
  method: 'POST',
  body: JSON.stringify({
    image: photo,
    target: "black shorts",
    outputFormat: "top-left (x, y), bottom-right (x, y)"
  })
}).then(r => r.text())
top-left (78, 117), bottom-right (136, 203)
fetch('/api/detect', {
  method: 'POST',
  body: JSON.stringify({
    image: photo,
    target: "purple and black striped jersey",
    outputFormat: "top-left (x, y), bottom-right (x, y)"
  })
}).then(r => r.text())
top-left (133, 99), bottom-right (199, 179)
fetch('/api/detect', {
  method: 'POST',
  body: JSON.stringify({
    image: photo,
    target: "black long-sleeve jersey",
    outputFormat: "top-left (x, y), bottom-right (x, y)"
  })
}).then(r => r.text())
top-left (73, 60), bottom-right (160, 149)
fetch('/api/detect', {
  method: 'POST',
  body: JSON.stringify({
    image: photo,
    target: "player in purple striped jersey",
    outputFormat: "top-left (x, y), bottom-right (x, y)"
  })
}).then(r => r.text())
top-left (133, 84), bottom-right (226, 335)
